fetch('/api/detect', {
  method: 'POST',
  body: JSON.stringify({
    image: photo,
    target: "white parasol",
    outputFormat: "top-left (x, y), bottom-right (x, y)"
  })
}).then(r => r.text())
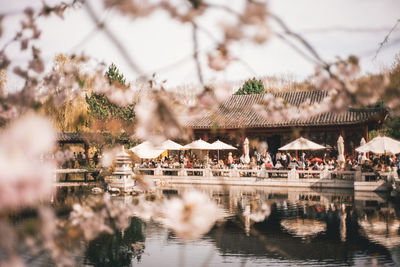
top-left (211, 140), bottom-right (237, 161)
top-left (159, 139), bottom-right (183, 150)
top-left (279, 137), bottom-right (325, 151)
top-left (243, 138), bottom-right (250, 164)
top-left (130, 141), bottom-right (164, 159)
top-left (183, 139), bottom-right (216, 150)
top-left (337, 135), bottom-right (345, 163)
top-left (360, 137), bottom-right (368, 162)
top-left (356, 136), bottom-right (400, 155)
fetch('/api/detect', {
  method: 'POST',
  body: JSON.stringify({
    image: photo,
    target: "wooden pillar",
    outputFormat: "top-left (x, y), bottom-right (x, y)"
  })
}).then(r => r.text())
top-left (84, 142), bottom-right (89, 166)
top-left (365, 124), bottom-right (369, 158)
top-left (203, 132), bottom-right (209, 141)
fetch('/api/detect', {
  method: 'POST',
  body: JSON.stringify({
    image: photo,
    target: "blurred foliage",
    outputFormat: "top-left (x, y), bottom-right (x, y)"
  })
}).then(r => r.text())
top-left (381, 56), bottom-right (400, 139)
top-left (382, 115), bottom-right (400, 140)
top-left (85, 63), bottom-right (136, 149)
top-left (234, 77), bottom-right (265, 95)
top-left (369, 55), bottom-right (400, 140)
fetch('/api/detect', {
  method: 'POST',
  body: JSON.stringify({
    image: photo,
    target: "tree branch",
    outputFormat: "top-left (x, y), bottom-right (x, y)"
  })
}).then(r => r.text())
top-left (83, 1), bottom-right (145, 76)
top-left (374, 19), bottom-right (400, 60)
top-left (269, 13), bottom-right (329, 69)
top-left (192, 22), bottom-right (204, 85)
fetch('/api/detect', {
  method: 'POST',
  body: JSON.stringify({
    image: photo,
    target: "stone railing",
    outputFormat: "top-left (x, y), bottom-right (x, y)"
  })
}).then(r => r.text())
top-left (357, 171), bottom-right (398, 182)
top-left (135, 167), bottom-right (362, 181)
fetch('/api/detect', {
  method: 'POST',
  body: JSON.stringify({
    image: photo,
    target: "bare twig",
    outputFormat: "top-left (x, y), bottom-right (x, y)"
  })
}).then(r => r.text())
top-left (232, 56), bottom-right (258, 76)
top-left (68, 9), bottom-right (114, 53)
top-left (192, 22), bottom-right (204, 85)
top-left (269, 13), bottom-right (329, 69)
top-left (358, 37), bottom-right (400, 58)
top-left (299, 26), bottom-right (400, 34)
top-left (374, 19), bottom-right (400, 60)
top-left (275, 32), bottom-right (323, 67)
top-left (83, 1), bottom-right (145, 76)
top-left (206, 3), bottom-right (241, 17)
top-left (206, 3), bottom-right (330, 70)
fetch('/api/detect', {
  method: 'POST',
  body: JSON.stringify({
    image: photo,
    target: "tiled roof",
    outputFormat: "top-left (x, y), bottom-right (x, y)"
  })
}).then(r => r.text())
top-left (186, 91), bottom-right (386, 129)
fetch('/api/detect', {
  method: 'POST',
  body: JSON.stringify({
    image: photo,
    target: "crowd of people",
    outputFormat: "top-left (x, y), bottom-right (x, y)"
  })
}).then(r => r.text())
top-left (139, 150), bottom-right (400, 176)
top-left (62, 151), bottom-right (99, 168)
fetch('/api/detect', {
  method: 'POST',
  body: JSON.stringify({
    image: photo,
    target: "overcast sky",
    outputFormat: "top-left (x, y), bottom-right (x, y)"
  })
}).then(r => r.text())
top-left (1, 0), bottom-right (399, 89)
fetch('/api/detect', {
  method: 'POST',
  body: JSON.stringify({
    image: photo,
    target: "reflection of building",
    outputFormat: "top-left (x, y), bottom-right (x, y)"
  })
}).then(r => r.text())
top-left (359, 219), bottom-right (400, 249)
top-left (187, 91), bottom-right (386, 155)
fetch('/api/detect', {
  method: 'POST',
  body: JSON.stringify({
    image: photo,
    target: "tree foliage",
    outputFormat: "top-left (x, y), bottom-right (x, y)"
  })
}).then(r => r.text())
top-left (39, 54), bottom-right (90, 132)
top-left (234, 78), bottom-right (265, 95)
top-left (86, 64), bottom-right (135, 123)
top-left (86, 93), bottom-right (135, 122)
top-left (382, 56), bottom-right (400, 140)
top-left (105, 63), bottom-right (127, 86)
top-left (85, 63), bottom-right (136, 148)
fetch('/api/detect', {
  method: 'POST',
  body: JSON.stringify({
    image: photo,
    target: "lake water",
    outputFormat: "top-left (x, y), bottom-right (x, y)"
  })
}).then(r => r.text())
top-left (37, 185), bottom-right (400, 266)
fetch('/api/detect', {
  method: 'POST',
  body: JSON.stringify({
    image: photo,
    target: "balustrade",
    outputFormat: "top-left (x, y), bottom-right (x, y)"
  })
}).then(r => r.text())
top-left (135, 167), bottom-right (362, 181)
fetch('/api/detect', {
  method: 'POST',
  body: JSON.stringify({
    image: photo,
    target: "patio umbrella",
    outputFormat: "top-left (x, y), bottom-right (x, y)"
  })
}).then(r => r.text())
top-left (243, 138), bottom-right (250, 164)
top-left (159, 139), bottom-right (183, 150)
top-left (279, 137), bottom-right (325, 151)
top-left (183, 139), bottom-right (216, 150)
top-left (157, 140), bottom-right (183, 162)
top-left (211, 140), bottom-right (237, 161)
top-left (360, 137), bottom-right (368, 162)
top-left (183, 139), bottom-right (216, 163)
top-left (130, 141), bottom-right (165, 159)
top-left (355, 136), bottom-right (400, 155)
top-left (311, 157), bottom-right (323, 163)
top-left (337, 135), bottom-right (345, 163)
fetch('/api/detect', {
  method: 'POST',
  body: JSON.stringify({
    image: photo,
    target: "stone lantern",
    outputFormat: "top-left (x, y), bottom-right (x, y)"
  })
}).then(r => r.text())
top-left (108, 146), bottom-right (135, 193)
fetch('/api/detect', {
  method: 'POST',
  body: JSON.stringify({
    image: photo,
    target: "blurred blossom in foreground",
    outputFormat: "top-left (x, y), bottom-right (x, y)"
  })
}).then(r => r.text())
top-left (0, 114), bottom-right (55, 211)
top-left (135, 93), bottom-right (190, 145)
top-left (100, 146), bottom-right (125, 168)
top-left (157, 190), bottom-right (220, 240)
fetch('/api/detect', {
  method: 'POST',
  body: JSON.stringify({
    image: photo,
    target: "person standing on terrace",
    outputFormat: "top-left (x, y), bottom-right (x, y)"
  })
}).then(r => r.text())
top-left (227, 152), bottom-right (234, 168)
top-left (280, 153), bottom-right (287, 167)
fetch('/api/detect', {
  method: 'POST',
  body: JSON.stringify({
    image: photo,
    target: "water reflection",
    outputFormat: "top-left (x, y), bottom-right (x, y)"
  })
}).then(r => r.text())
top-left (85, 217), bottom-right (145, 267)
top-left (157, 185), bottom-right (400, 266)
top-left (53, 185), bottom-right (400, 266)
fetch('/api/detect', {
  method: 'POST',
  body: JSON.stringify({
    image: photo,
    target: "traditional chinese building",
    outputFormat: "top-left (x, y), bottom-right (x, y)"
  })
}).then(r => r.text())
top-left (186, 90), bottom-right (386, 156)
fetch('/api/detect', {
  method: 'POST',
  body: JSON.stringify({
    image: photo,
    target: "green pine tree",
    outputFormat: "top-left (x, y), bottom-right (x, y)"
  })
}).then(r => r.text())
top-left (105, 63), bottom-right (127, 86)
top-left (234, 78), bottom-right (265, 95)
